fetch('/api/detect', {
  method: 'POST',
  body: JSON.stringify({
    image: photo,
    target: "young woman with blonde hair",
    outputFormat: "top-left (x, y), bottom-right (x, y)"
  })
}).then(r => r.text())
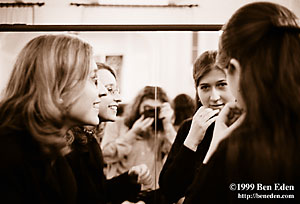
top-left (0, 34), bottom-right (105, 203)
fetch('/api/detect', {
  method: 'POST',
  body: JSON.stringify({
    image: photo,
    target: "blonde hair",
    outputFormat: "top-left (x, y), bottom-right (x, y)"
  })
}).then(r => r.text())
top-left (0, 34), bottom-right (94, 156)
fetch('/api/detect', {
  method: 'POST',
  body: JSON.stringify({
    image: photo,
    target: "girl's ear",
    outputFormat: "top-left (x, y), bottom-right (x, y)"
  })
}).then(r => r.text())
top-left (229, 58), bottom-right (241, 76)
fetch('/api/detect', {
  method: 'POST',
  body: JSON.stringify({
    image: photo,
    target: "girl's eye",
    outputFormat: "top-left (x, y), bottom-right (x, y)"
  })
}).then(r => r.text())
top-left (200, 85), bottom-right (209, 90)
top-left (217, 82), bottom-right (227, 87)
top-left (91, 76), bottom-right (98, 86)
top-left (106, 87), bottom-right (113, 92)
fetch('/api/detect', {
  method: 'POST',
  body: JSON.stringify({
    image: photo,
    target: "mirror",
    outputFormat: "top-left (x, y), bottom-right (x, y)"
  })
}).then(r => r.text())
top-left (0, 29), bottom-right (220, 202)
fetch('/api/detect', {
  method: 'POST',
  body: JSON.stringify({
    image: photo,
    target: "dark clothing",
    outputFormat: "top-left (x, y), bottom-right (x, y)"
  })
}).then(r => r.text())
top-left (159, 118), bottom-right (214, 204)
top-left (183, 136), bottom-right (300, 204)
top-left (66, 128), bottom-right (141, 204)
top-left (0, 127), bottom-right (77, 204)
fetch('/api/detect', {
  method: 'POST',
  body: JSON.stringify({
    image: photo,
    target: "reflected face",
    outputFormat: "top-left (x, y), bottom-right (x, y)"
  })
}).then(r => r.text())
top-left (197, 69), bottom-right (234, 110)
top-left (67, 60), bottom-right (105, 126)
top-left (139, 99), bottom-right (163, 115)
top-left (97, 69), bottom-right (121, 122)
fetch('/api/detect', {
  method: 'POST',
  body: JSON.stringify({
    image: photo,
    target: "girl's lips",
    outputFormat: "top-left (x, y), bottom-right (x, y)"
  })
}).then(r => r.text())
top-left (108, 104), bottom-right (118, 111)
top-left (210, 104), bottom-right (224, 110)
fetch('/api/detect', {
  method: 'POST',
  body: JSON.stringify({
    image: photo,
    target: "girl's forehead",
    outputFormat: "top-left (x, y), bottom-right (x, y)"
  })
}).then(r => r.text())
top-left (200, 69), bottom-right (226, 83)
top-left (141, 99), bottom-right (162, 106)
top-left (90, 61), bottom-right (98, 73)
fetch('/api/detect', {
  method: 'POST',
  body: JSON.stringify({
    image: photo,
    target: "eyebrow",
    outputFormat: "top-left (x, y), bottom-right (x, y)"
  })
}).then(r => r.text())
top-left (217, 79), bottom-right (227, 83)
top-left (199, 79), bottom-right (226, 85)
top-left (105, 83), bottom-right (115, 87)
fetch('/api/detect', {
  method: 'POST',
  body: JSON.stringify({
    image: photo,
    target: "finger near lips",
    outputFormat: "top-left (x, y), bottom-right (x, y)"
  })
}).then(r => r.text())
top-left (198, 108), bottom-right (219, 120)
top-left (207, 109), bottom-right (220, 120)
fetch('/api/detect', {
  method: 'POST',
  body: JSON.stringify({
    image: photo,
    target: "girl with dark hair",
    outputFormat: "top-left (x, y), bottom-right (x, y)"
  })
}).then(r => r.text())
top-left (184, 2), bottom-right (300, 203)
top-left (101, 85), bottom-right (176, 191)
top-left (159, 50), bottom-right (234, 204)
top-left (66, 63), bottom-right (152, 204)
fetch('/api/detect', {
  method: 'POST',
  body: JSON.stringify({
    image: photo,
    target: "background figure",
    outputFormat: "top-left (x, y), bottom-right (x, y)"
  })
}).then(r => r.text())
top-left (159, 50), bottom-right (234, 204)
top-left (172, 93), bottom-right (196, 132)
top-left (101, 85), bottom-right (176, 191)
top-left (0, 34), bottom-right (102, 203)
top-left (66, 63), bottom-right (152, 204)
top-left (184, 2), bottom-right (300, 204)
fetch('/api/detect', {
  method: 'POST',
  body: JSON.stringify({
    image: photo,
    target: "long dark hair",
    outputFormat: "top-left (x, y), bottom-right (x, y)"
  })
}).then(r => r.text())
top-left (218, 2), bottom-right (300, 181)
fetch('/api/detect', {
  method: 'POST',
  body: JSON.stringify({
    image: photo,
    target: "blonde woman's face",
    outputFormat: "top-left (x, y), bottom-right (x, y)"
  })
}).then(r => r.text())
top-left (67, 61), bottom-right (107, 126)
top-left (197, 69), bottom-right (234, 110)
top-left (97, 69), bottom-right (121, 122)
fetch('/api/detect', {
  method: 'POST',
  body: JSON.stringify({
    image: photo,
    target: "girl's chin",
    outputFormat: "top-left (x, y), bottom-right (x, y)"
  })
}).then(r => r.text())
top-left (99, 115), bottom-right (117, 122)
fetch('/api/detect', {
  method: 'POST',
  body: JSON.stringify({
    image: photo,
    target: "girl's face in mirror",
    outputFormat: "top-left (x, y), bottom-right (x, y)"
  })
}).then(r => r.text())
top-left (97, 69), bottom-right (121, 122)
top-left (139, 99), bottom-right (163, 116)
top-left (197, 69), bottom-right (234, 110)
top-left (67, 60), bottom-right (105, 126)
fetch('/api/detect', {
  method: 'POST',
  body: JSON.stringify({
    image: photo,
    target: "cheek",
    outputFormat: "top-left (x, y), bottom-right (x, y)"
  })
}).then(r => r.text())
top-left (99, 98), bottom-right (109, 111)
top-left (227, 75), bottom-right (238, 98)
top-left (198, 91), bottom-right (209, 106)
top-left (221, 88), bottom-right (235, 103)
top-left (84, 81), bottom-right (98, 101)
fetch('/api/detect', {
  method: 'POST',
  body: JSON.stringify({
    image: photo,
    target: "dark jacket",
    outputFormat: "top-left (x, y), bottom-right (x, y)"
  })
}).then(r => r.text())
top-left (159, 118), bottom-right (214, 203)
top-left (0, 127), bottom-right (77, 204)
top-left (66, 128), bottom-right (141, 204)
top-left (183, 136), bottom-right (300, 204)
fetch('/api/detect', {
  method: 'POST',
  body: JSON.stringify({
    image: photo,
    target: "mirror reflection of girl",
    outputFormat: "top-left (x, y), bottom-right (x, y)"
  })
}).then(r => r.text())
top-left (0, 34), bottom-right (103, 203)
top-left (184, 2), bottom-right (300, 204)
top-left (66, 63), bottom-right (152, 204)
top-left (101, 85), bottom-right (176, 191)
top-left (159, 50), bottom-right (234, 204)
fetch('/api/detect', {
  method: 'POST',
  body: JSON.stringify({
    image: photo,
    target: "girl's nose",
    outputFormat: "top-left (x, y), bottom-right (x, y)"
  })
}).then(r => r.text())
top-left (98, 82), bottom-right (108, 98)
top-left (210, 87), bottom-right (221, 101)
top-left (114, 92), bottom-right (122, 103)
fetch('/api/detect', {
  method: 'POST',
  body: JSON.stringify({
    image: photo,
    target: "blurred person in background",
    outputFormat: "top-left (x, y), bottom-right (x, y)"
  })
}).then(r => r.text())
top-left (159, 50), bottom-right (234, 204)
top-left (101, 85), bottom-right (176, 193)
top-left (172, 93), bottom-right (196, 132)
top-left (184, 2), bottom-right (300, 203)
top-left (66, 63), bottom-right (152, 204)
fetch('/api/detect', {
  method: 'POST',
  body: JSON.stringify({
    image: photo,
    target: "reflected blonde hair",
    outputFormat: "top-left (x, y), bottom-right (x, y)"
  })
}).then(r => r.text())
top-left (0, 34), bottom-right (93, 156)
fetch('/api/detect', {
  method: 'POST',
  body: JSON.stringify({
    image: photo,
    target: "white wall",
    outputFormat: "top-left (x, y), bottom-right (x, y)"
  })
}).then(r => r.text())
top-left (0, 31), bottom-right (206, 103)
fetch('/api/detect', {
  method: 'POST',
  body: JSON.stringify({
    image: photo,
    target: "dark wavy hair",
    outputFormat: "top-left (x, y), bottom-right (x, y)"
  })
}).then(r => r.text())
top-left (218, 2), bottom-right (300, 181)
top-left (124, 86), bottom-right (170, 129)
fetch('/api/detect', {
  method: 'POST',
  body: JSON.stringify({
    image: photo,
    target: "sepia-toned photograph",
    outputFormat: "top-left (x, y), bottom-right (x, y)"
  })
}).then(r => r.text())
top-left (0, 0), bottom-right (299, 203)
